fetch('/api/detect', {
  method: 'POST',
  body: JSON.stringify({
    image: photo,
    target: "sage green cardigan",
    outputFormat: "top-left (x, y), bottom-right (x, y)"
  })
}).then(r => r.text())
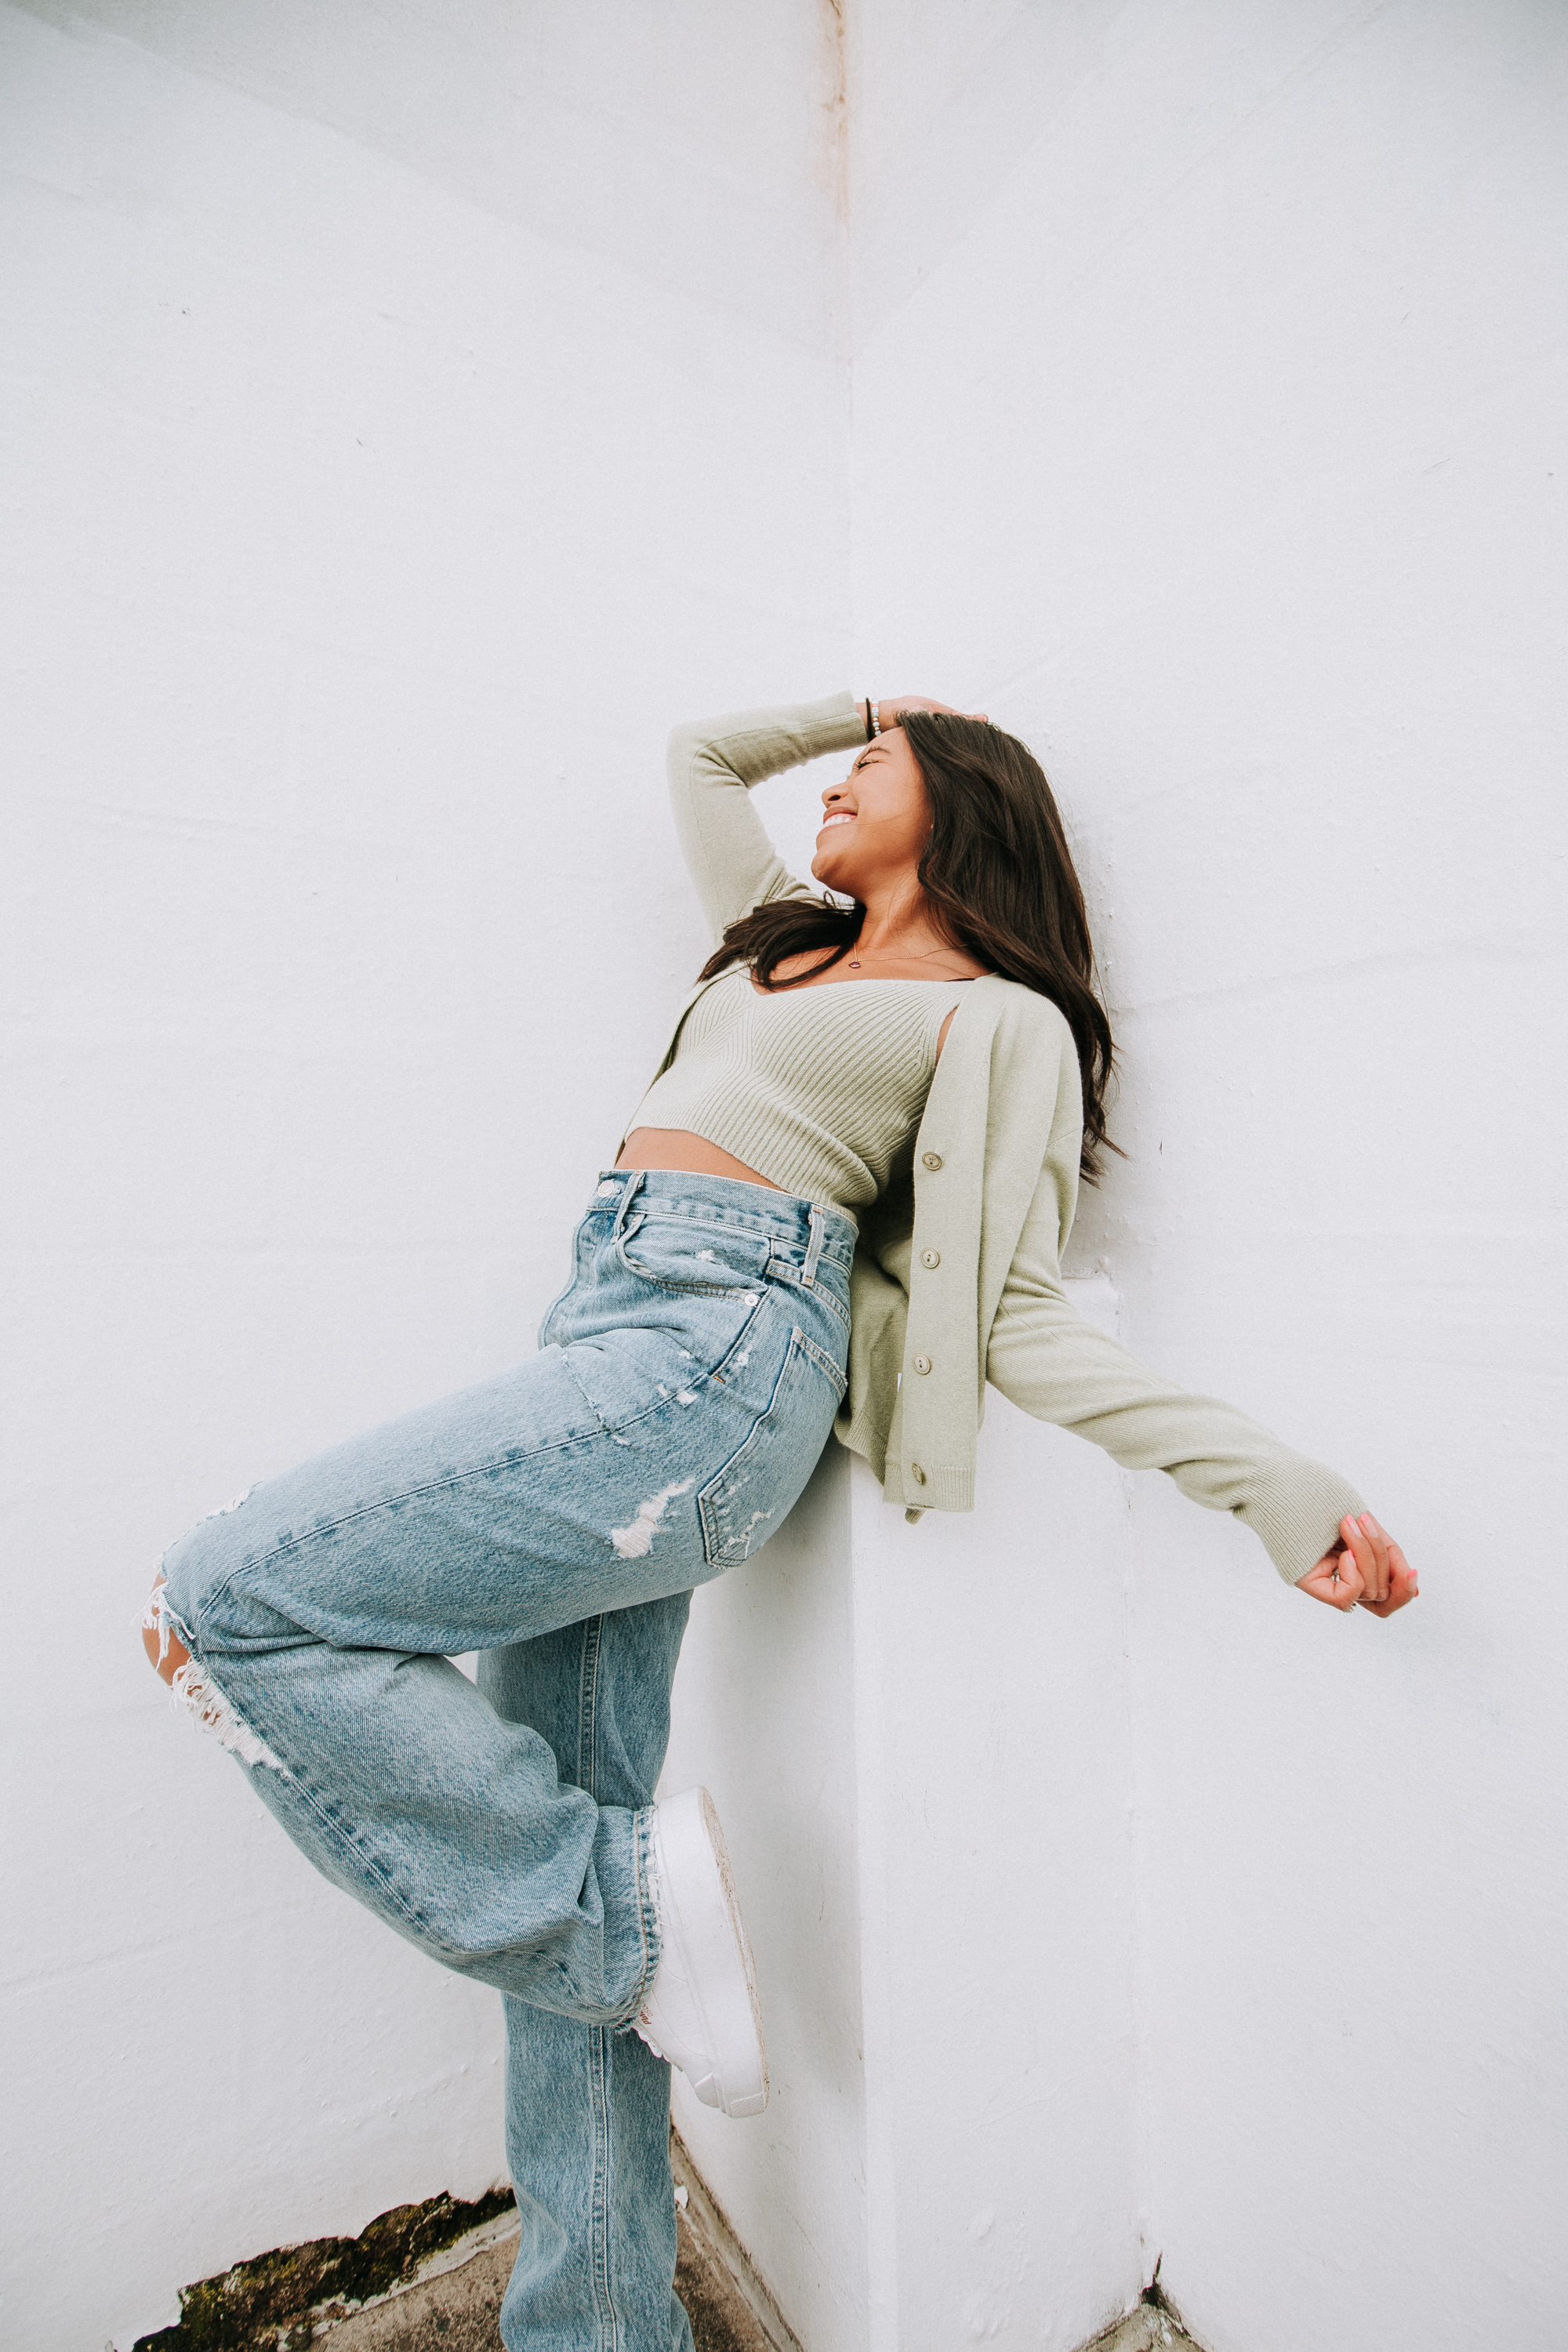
top-left (637, 691), bottom-right (1364, 1585)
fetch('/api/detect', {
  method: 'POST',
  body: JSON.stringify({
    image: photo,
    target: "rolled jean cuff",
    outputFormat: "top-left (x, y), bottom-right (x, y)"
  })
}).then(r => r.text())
top-left (612, 1803), bottom-right (663, 2031)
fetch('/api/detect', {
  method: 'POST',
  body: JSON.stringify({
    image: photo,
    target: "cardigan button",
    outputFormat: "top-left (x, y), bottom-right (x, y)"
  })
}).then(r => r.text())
top-left (921, 1151), bottom-right (943, 1171)
top-left (913, 1355), bottom-right (931, 1375)
top-left (920, 1248), bottom-right (940, 1269)
top-left (910, 1461), bottom-right (927, 1485)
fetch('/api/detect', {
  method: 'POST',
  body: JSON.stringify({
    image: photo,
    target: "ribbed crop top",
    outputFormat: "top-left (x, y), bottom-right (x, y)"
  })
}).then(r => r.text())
top-left (625, 964), bottom-right (971, 1214)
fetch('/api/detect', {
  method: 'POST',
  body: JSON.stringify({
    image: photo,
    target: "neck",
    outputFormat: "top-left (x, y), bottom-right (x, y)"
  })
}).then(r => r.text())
top-left (855, 878), bottom-right (949, 961)
top-left (851, 908), bottom-right (949, 964)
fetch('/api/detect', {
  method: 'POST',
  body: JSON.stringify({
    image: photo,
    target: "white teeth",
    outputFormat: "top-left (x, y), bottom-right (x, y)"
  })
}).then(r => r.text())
top-left (821, 813), bottom-right (853, 828)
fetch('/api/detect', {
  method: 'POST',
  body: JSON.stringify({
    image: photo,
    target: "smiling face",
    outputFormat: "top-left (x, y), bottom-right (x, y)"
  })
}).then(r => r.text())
top-left (811, 728), bottom-right (933, 902)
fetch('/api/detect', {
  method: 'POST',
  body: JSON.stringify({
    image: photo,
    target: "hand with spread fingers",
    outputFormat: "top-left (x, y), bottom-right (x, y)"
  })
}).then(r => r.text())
top-left (1298, 1512), bottom-right (1419, 1617)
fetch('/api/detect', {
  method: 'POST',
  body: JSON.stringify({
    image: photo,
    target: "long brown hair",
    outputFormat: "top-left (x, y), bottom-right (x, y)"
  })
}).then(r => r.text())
top-left (698, 713), bottom-right (1118, 1180)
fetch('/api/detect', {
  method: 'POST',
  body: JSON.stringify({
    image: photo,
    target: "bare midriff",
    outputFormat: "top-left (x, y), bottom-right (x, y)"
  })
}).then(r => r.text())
top-left (613, 1127), bottom-right (782, 1191)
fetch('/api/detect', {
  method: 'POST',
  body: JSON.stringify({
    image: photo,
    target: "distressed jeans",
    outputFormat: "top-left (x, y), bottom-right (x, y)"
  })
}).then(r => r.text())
top-left (155, 1168), bottom-right (855, 2352)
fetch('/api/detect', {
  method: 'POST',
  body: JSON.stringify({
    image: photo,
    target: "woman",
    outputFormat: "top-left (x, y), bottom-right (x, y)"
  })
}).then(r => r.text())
top-left (143, 690), bottom-right (1416, 2350)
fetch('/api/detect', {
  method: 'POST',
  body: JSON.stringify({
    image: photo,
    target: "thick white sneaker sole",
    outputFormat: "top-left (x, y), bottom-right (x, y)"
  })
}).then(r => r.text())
top-left (635, 1787), bottom-right (768, 2120)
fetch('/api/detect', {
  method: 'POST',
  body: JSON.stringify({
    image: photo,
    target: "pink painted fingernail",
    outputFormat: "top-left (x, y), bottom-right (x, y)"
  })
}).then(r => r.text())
top-left (1359, 1513), bottom-right (1375, 1532)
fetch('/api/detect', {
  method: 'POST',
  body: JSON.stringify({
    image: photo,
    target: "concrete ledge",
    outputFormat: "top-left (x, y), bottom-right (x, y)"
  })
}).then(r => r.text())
top-left (128, 2190), bottom-right (518, 2350)
top-left (314, 2137), bottom-right (796, 2352)
top-left (321, 2225), bottom-right (519, 2350)
top-left (316, 2134), bottom-right (808, 2352)
top-left (128, 2151), bottom-right (1205, 2352)
top-left (1075, 2297), bottom-right (1205, 2352)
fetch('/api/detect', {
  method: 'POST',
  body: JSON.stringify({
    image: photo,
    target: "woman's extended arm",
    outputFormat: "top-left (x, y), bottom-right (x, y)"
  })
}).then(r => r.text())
top-left (985, 1156), bottom-right (1417, 1613)
top-left (666, 693), bottom-right (868, 943)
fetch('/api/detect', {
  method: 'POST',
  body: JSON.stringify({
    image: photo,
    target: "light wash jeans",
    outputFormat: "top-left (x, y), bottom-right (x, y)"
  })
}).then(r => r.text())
top-left (156, 1167), bottom-right (855, 2352)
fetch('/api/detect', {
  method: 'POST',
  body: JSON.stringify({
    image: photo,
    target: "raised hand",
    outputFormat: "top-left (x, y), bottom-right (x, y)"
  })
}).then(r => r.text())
top-left (1298, 1513), bottom-right (1419, 1617)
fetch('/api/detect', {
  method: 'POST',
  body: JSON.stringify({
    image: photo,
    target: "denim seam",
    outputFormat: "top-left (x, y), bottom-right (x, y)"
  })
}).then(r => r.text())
top-left (581, 1621), bottom-right (659, 2033)
top-left (696, 1323), bottom-right (843, 1569)
top-left (579, 1615), bottom-right (602, 1800)
top-left (167, 1627), bottom-right (485, 1962)
top-left (618, 1243), bottom-right (852, 1330)
top-left (187, 1307), bottom-right (776, 1639)
top-left (577, 1617), bottom-right (652, 2035)
top-left (285, 1760), bottom-right (626, 1988)
top-left (794, 1324), bottom-right (850, 1396)
top-left (534, 1233), bottom-right (586, 1349)
top-left (169, 1624), bottom-right (641, 2003)
top-left (629, 1802), bottom-right (659, 2019)
top-left (561, 1349), bottom-right (618, 1441)
top-left (587, 2024), bottom-right (619, 2351)
top-left (169, 1587), bottom-right (605, 1978)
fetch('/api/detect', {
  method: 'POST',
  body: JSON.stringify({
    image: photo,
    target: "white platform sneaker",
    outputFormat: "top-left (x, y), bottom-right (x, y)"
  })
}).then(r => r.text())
top-left (633, 1787), bottom-right (768, 2119)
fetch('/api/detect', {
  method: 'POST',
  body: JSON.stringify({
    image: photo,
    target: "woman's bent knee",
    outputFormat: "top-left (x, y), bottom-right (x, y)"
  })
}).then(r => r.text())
top-left (140, 1573), bottom-right (288, 1772)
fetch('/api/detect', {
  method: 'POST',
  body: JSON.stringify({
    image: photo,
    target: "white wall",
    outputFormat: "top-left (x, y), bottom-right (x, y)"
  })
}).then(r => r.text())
top-left (0, 7), bottom-right (850, 2347)
top-left (6, 5), bottom-right (1564, 2350)
top-left (843, 1377), bottom-right (1143, 2352)
top-left (663, 1448), bottom-right (869, 2352)
top-left (846, 3), bottom-right (1568, 2349)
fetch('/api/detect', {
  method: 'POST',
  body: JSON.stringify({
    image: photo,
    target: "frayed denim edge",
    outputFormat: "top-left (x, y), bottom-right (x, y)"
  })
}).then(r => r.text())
top-left (142, 1579), bottom-right (290, 1777)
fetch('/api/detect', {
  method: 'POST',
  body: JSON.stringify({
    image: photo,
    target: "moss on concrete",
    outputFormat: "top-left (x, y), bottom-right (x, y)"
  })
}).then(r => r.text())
top-left (132, 2185), bottom-right (516, 2352)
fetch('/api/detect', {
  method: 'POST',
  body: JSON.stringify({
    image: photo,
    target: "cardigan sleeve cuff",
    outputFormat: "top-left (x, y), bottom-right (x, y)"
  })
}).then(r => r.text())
top-left (1240, 1454), bottom-right (1368, 1585)
top-left (796, 690), bottom-right (871, 762)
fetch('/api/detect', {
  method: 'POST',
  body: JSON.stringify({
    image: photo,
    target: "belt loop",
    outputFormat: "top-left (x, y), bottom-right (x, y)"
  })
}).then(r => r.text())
top-left (610, 1167), bottom-right (645, 1239)
top-left (802, 1202), bottom-right (825, 1287)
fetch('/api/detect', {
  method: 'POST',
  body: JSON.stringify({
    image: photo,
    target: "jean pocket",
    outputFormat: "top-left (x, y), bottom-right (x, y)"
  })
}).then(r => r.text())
top-left (615, 1212), bottom-right (773, 1298)
top-left (697, 1326), bottom-right (848, 1568)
